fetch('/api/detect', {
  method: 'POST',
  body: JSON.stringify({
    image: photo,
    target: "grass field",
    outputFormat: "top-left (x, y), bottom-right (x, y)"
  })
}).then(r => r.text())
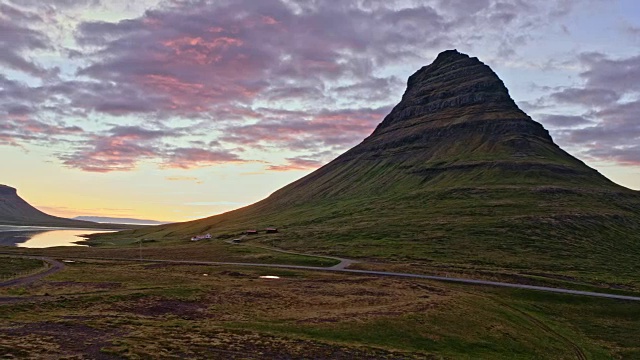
top-left (0, 240), bottom-right (340, 268)
top-left (1, 258), bottom-right (639, 358)
top-left (89, 181), bottom-right (640, 290)
top-left (0, 256), bottom-right (46, 280)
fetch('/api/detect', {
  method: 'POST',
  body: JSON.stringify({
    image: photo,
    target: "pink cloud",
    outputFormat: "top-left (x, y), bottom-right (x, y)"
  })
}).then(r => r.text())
top-left (266, 157), bottom-right (324, 172)
top-left (62, 135), bottom-right (158, 172)
top-left (220, 106), bottom-right (391, 152)
top-left (163, 148), bottom-right (243, 169)
top-left (61, 125), bottom-right (174, 172)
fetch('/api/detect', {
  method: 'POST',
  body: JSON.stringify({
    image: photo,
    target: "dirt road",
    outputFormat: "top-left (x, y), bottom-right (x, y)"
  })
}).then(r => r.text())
top-left (2, 251), bottom-right (639, 302)
top-left (0, 256), bottom-right (65, 287)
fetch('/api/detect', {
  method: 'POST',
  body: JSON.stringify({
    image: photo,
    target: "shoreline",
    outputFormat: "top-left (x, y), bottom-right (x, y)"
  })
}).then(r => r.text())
top-left (0, 225), bottom-right (127, 232)
top-left (0, 227), bottom-right (119, 248)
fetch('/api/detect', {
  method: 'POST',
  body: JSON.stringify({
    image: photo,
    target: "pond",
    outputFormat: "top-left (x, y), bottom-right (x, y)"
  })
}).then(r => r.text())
top-left (0, 226), bottom-right (116, 248)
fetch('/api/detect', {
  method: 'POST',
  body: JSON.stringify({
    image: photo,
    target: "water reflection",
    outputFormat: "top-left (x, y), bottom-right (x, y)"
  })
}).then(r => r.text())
top-left (0, 227), bottom-right (114, 248)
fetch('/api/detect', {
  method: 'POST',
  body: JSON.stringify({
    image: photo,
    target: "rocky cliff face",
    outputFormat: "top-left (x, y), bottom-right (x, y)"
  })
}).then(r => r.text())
top-left (268, 50), bottom-right (615, 203)
top-left (349, 50), bottom-right (571, 162)
top-left (377, 49), bottom-right (519, 128)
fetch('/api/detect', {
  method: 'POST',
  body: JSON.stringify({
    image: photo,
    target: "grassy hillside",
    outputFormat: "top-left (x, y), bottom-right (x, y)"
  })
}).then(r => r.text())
top-left (90, 50), bottom-right (640, 286)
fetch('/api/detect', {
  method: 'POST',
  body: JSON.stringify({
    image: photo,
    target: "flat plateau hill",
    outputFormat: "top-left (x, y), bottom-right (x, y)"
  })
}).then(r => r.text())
top-left (0, 185), bottom-right (136, 229)
top-left (93, 50), bottom-right (640, 284)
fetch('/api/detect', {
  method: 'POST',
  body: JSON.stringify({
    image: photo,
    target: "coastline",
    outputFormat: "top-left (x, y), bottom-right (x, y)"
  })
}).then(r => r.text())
top-left (0, 225), bottom-right (126, 232)
top-left (0, 227), bottom-right (120, 247)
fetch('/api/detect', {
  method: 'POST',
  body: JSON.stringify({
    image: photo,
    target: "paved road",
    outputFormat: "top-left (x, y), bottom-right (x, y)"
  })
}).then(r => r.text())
top-left (0, 256), bottom-right (65, 287)
top-left (2, 252), bottom-right (639, 302)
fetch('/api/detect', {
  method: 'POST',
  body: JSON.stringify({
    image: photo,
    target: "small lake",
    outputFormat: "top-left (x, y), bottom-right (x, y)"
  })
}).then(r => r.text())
top-left (0, 226), bottom-right (116, 248)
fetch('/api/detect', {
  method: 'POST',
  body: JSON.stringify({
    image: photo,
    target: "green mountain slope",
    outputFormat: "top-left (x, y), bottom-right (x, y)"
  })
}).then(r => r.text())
top-left (95, 50), bottom-right (640, 283)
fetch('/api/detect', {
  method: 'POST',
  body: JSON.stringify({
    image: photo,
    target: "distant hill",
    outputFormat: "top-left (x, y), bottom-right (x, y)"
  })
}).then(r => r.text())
top-left (93, 50), bottom-right (640, 283)
top-left (0, 185), bottom-right (136, 229)
top-left (73, 216), bottom-right (167, 225)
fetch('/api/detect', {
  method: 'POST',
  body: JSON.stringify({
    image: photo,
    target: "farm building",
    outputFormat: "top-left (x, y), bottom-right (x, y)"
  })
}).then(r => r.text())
top-left (190, 233), bottom-right (211, 241)
top-left (245, 230), bottom-right (258, 235)
top-left (265, 227), bottom-right (278, 233)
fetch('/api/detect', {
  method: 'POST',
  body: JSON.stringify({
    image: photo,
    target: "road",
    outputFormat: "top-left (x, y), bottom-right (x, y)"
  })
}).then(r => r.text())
top-left (0, 256), bottom-right (65, 287)
top-left (225, 237), bottom-right (357, 269)
top-left (1, 252), bottom-right (639, 302)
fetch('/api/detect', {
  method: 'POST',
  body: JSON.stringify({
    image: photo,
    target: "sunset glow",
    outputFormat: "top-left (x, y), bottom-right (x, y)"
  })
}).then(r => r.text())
top-left (2, 0), bottom-right (639, 222)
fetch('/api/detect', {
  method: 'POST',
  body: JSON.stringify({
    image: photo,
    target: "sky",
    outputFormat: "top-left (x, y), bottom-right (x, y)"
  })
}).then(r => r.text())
top-left (1, 0), bottom-right (639, 222)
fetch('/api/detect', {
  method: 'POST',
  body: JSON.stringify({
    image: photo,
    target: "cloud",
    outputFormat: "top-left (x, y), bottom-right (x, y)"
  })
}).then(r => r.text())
top-left (184, 201), bottom-right (245, 206)
top-left (7, 0), bottom-right (102, 8)
top-left (0, 4), bottom-right (54, 78)
top-left (550, 88), bottom-right (620, 107)
top-left (220, 106), bottom-right (391, 153)
top-left (61, 134), bottom-right (159, 172)
top-left (540, 114), bottom-right (592, 128)
top-left (585, 145), bottom-right (640, 166)
top-left (60, 125), bottom-right (178, 172)
top-left (165, 176), bottom-right (201, 182)
top-left (333, 76), bottom-right (403, 103)
top-left (266, 157), bottom-right (324, 172)
top-left (70, 0), bottom-right (566, 118)
top-left (1, 0), bottom-right (610, 174)
top-left (547, 53), bottom-right (640, 166)
top-left (578, 52), bottom-right (640, 93)
top-left (163, 148), bottom-right (243, 169)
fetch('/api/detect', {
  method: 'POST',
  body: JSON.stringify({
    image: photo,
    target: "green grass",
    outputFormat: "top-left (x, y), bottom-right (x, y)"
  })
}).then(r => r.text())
top-left (2, 240), bottom-right (340, 268)
top-left (0, 256), bottom-right (46, 279)
top-left (1, 260), bottom-right (638, 358)
top-left (88, 164), bottom-right (640, 288)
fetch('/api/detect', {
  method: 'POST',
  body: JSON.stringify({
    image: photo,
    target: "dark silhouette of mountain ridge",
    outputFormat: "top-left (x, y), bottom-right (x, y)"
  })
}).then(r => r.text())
top-left (0, 184), bottom-right (137, 229)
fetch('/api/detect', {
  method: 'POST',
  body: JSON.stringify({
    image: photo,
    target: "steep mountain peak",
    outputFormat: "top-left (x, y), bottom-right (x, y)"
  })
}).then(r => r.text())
top-left (376, 49), bottom-right (519, 131)
top-left (270, 50), bottom-right (615, 203)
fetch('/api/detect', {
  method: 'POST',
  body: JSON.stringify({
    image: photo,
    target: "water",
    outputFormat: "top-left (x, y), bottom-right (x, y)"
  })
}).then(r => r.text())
top-left (0, 226), bottom-right (115, 248)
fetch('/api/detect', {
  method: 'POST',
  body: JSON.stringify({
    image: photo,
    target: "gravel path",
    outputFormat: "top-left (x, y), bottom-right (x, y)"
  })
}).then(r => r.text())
top-left (2, 251), bottom-right (639, 302)
top-left (0, 256), bottom-right (65, 287)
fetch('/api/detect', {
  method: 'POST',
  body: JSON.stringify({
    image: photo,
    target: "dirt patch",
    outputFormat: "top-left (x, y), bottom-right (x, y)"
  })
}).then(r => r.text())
top-left (201, 275), bottom-right (450, 324)
top-left (1, 320), bottom-right (122, 359)
top-left (46, 281), bottom-right (123, 290)
top-left (219, 270), bottom-right (250, 277)
top-left (117, 297), bottom-right (208, 320)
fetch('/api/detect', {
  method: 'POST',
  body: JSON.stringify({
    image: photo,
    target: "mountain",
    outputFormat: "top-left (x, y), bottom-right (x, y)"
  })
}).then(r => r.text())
top-left (0, 185), bottom-right (134, 229)
top-left (95, 50), bottom-right (640, 283)
top-left (73, 216), bottom-right (167, 225)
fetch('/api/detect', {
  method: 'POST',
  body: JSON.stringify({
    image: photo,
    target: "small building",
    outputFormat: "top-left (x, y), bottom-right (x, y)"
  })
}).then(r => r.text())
top-left (231, 238), bottom-right (241, 244)
top-left (190, 233), bottom-right (212, 241)
top-left (245, 230), bottom-right (258, 235)
top-left (265, 227), bottom-right (278, 233)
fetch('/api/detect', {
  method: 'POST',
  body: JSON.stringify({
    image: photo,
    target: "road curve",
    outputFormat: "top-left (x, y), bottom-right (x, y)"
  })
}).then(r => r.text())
top-left (0, 256), bottom-right (65, 287)
top-left (225, 238), bottom-right (357, 269)
top-left (41, 255), bottom-right (640, 302)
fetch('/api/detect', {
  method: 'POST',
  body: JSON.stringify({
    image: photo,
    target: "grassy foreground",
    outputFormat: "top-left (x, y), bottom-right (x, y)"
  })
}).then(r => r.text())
top-left (0, 240), bottom-right (340, 268)
top-left (1, 256), bottom-right (639, 359)
top-left (0, 256), bottom-right (47, 280)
